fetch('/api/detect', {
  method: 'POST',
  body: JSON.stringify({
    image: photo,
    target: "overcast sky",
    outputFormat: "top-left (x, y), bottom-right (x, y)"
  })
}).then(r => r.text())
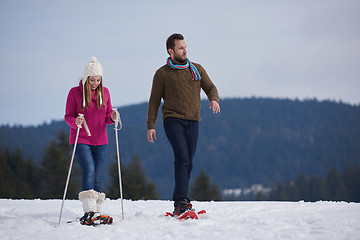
top-left (1, 0), bottom-right (359, 126)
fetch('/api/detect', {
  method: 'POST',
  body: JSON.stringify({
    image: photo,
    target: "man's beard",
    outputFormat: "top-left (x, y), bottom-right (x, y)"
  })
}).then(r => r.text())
top-left (173, 54), bottom-right (187, 63)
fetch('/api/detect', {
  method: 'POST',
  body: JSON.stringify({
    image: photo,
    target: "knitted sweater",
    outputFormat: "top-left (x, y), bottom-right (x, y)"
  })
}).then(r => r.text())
top-left (65, 81), bottom-right (114, 145)
top-left (147, 62), bottom-right (219, 130)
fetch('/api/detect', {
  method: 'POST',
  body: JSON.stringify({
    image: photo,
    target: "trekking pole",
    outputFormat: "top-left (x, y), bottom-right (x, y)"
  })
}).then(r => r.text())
top-left (82, 116), bottom-right (91, 136)
top-left (113, 108), bottom-right (124, 220)
top-left (56, 113), bottom-right (83, 227)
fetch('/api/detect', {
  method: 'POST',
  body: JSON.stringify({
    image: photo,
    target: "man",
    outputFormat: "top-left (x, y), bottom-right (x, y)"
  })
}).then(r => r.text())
top-left (147, 33), bottom-right (220, 216)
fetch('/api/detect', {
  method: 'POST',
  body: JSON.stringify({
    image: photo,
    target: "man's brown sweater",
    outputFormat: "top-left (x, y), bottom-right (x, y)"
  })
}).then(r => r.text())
top-left (147, 62), bottom-right (219, 130)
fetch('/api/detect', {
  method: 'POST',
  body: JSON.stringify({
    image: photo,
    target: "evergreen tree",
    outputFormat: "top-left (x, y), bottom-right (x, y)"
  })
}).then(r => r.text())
top-left (190, 169), bottom-right (222, 201)
top-left (107, 155), bottom-right (123, 199)
top-left (343, 166), bottom-right (360, 202)
top-left (21, 156), bottom-right (40, 198)
top-left (107, 154), bottom-right (159, 200)
top-left (308, 176), bottom-right (328, 201)
top-left (0, 148), bottom-right (13, 198)
top-left (0, 148), bottom-right (39, 199)
top-left (39, 130), bottom-right (80, 199)
top-left (294, 174), bottom-right (309, 200)
top-left (262, 166), bottom-right (360, 202)
top-left (326, 168), bottom-right (348, 201)
top-left (283, 180), bottom-right (297, 201)
top-left (267, 182), bottom-right (286, 201)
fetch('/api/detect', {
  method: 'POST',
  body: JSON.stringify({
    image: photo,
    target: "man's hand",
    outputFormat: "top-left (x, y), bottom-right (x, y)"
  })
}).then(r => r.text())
top-left (147, 129), bottom-right (157, 143)
top-left (210, 101), bottom-right (220, 113)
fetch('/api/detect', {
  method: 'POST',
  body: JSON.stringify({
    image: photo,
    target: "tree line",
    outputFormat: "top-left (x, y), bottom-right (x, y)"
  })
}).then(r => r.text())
top-left (1, 98), bottom-right (359, 199)
top-left (0, 130), bottom-right (221, 201)
top-left (256, 166), bottom-right (360, 202)
top-left (2, 128), bottom-right (359, 202)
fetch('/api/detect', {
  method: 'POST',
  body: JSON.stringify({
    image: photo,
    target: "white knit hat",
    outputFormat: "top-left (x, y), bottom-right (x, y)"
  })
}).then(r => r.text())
top-left (82, 56), bottom-right (103, 107)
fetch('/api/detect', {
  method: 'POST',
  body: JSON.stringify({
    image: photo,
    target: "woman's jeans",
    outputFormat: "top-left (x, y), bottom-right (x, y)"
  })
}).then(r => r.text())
top-left (72, 144), bottom-right (108, 192)
top-left (164, 118), bottom-right (199, 202)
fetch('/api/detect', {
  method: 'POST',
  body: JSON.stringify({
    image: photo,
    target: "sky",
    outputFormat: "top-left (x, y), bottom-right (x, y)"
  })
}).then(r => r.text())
top-left (1, 0), bottom-right (359, 126)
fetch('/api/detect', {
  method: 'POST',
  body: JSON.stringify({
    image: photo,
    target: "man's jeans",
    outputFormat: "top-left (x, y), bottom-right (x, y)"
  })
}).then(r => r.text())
top-left (164, 118), bottom-right (199, 202)
top-left (72, 144), bottom-right (108, 192)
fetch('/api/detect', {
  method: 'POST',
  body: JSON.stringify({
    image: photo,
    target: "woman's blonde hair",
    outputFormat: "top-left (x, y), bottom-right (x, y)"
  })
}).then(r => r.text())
top-left (82, 76), bottom-right (106, 110)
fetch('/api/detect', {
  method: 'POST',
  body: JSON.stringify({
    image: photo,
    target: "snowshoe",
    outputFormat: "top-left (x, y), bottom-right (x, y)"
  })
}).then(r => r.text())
top-left (165, 209), bottom-right (206, 220)
top-left (165, 200), bottom-right (207, 220)
top-left (80, 211), bottom-right (113, 226)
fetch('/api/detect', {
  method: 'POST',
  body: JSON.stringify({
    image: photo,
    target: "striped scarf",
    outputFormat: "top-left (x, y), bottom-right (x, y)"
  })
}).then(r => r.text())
top-left (166, 57), bottom-right (201, 80)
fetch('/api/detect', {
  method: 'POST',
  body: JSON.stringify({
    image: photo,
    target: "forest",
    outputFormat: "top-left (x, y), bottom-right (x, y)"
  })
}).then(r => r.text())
top-left (0, 97), bottom-right (359, 200)
top-left (1, 138), bottom-right (359, 202)
top-left (256, 166), bottom-right (360, 202)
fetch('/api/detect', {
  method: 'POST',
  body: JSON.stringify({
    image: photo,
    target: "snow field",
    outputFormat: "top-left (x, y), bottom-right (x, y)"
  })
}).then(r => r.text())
top-left (0, 199), bottom-right (359, 240)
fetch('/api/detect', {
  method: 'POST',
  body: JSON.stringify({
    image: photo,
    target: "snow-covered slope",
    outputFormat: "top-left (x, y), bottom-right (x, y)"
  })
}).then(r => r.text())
top-left (0, 199), bottom-right (359, 240)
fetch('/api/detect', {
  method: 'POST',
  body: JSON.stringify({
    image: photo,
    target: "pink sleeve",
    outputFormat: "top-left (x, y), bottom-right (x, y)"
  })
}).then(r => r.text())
top-left (64, 88), bottom-right (78, 129)
top-left (105, 88), bottom-right (114, 125)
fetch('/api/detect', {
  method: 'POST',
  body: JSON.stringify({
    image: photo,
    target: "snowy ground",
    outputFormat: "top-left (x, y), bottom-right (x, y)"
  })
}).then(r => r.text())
top-left (0, 199), bottom-right (359, 240)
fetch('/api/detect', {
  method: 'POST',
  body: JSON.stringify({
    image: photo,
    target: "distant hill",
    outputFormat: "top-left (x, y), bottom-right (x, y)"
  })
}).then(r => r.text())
top-left (1, 98), bottom-right (359, 199)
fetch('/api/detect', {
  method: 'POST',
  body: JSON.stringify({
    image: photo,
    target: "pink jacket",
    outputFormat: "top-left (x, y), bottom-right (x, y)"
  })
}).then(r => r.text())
top-left (65, 81), bottom-right (114, 145)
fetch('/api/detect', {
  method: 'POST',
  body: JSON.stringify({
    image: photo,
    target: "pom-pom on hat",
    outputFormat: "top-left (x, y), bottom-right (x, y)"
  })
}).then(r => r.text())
top-left (82, 57), bottom-right (103, 107)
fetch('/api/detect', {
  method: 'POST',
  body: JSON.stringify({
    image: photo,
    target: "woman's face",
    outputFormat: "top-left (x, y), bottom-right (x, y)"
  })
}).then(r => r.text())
top-left (88, 76), bottom-right (102, 90)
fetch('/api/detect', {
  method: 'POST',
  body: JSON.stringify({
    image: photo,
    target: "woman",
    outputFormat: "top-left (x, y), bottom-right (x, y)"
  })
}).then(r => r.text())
top-left (65, 56), bottom-right (116, 225)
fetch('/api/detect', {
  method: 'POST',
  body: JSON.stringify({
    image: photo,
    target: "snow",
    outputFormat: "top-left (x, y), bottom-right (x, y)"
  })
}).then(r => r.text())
top-left (0, 199), bottom-right (359, 240)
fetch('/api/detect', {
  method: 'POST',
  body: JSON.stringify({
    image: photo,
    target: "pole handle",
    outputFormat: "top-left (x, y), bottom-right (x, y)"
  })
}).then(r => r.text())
top-left (113, 108), bottom-right (122, 130)
top-left (78, 113), bottom-right (91, 136)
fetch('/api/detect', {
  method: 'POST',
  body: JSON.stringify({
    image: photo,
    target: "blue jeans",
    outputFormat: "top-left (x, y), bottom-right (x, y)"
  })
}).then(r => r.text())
top-left (72, 144), bottom-right (108, 192)
top-left (164, 118), bottom-right (199, 202)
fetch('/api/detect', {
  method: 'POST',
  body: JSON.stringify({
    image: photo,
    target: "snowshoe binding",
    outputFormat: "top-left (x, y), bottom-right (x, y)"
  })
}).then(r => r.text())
top-left (173, 199), bottom-right (194, 216)
top-left (165, 199), bottom-right (206, 220)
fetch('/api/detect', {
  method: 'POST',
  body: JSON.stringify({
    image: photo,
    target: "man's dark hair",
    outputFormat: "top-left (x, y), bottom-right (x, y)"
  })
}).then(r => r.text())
top-left (166, 33), bottom-right (184, 52)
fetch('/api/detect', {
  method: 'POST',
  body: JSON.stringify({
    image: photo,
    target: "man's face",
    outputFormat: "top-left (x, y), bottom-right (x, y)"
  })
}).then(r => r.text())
top-left (170, 39), bottom-right (187, 63)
